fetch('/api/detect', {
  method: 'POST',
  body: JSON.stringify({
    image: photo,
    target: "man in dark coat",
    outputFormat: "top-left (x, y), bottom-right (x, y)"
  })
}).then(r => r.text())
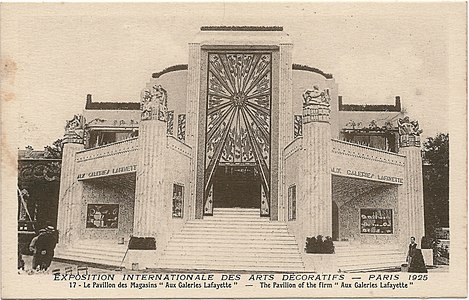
top-left (29, 229), bottom-right (47, 270)
top-left (43, 225), bottom-right (59, 270)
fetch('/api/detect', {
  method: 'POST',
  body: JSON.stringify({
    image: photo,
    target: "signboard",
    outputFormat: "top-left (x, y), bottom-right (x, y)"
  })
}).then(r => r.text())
top-left (77, 164), bottom-right (137, 180)
top-left (86, 204), bottom-right (119, 229)
top-left (331, 167), bottom-right (403, 184)
top-left (360, 208), bottom-right (393, 234)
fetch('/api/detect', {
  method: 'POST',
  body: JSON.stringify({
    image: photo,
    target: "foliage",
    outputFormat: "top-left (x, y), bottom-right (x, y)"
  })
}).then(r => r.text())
top-left (422, 133), bottom-right (449, 236)
top-left (421, 236), bottom-right (436, 249)
top-left (43, 139), bottom-right (63, 159)
top-left (305, 235), bottom-right (335, 254)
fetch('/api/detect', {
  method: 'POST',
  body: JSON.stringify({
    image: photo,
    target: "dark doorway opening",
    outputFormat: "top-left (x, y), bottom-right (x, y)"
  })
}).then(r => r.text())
top-left (213, 166), bottom-right (261, 209)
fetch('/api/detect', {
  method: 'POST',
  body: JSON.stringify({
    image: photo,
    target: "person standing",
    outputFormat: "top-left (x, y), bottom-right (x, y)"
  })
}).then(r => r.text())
top-left (406, 236), bottom-right (417, 264)
top-left (43, 225), bottom-right (59, 270)
top-left (29, 229), bottom-right (47, 271)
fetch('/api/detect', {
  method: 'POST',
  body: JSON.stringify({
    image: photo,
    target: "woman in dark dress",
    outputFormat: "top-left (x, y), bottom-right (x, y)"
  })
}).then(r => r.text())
top-left (408, 248), bottom-right (428, 273)
top-left (406, 237), bottom-right (417, 264)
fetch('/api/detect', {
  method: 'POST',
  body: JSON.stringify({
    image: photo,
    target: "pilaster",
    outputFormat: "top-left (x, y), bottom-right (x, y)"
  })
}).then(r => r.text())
top-left (397, 116), bottom-right (425, 245)
top-left (57, 115), bottom-right (85, 246)
top-left (186, 43), bottom-right (201, 220)
top-left (277, 43), bottom-right (293, 221)
top-left (133, 85), bottom-right (168, 237)
top-left (300, 88), bottom-right (332, 242)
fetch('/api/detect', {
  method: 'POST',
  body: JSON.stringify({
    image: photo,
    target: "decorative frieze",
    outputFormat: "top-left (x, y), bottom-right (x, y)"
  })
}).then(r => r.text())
top-left (398, 116), bottom-right (422, 147)
top-left (64, 115), bottom-right (85, 144)
top-left (302, 86), bottom-right (331, 123)
top-left (141, 85), bottom-right (168, 122)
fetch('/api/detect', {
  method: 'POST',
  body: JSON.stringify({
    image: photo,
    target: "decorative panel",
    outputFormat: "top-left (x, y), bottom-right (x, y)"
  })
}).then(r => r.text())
top-left (172, 184), bottom-right (184, 218)
top-left (86, 204), bottom-right (119, 229)
top-left (167, 110), bottom-right (174, 135)
top-left (177, 114), bottom-right (186, 142)
top-left (204, 52), bottom-right (272, 213)
top-left (288, 184), bottom-right (297, 221)
top-left (294, 115), bottom-right (302, 138)
top-left (360, 208), bottom-right (393, 234)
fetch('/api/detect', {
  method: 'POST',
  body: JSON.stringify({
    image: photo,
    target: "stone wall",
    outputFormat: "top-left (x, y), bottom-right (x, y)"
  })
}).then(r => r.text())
top-left (337, 185), bottom-right (399, 245)
top-left (157, 136), bottom-right (192, 250)
top-left (283, 138), bottom-right (304, 248)
top-left (80, 175), bottom-right (135, 241)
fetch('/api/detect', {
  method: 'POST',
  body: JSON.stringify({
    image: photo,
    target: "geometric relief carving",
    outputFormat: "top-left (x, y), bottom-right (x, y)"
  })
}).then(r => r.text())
top-left (167, 110), bottom-right (174, 135)
top-left (294, 115), bottom-right (303, 138)
top-left (205, 52), bottom-right (272, 214)
top-left (172, 183), bottom-right (184, 218)
top-left (177, 114), bottom-right (186, 142)
top-left (288, 184), bottom-right (297, 221)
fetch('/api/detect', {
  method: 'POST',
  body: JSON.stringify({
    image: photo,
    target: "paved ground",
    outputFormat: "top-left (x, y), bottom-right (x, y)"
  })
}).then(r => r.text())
top-left (19, 255), bottom-right (450, 275)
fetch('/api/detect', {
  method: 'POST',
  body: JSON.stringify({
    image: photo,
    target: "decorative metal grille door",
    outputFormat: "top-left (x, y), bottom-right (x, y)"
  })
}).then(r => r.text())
top-left (204, 53), bottom-right (272, 216)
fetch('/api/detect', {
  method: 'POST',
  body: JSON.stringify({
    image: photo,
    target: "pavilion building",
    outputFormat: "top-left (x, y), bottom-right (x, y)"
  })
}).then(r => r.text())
top-left (55, 26), bottom-right (424, 272)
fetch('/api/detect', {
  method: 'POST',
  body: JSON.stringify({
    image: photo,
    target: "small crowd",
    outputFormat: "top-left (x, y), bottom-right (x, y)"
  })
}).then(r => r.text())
top-left (18, 223), bottom-right (59, 273)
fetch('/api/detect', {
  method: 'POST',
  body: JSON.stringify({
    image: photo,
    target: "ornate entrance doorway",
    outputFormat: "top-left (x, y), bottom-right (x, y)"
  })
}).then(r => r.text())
top-left (203, 52), bottom-right (272, 216)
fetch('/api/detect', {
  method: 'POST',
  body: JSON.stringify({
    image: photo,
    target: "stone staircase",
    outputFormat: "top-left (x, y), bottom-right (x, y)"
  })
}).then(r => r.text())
top-left (55, 240), bottom-right (127, 268)
top-left (335, 242), bottom-right (405, 272)
top-left (157, 208), bottom-right (305, 272)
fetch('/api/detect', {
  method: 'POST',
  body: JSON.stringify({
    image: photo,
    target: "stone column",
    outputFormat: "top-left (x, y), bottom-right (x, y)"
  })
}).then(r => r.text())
top-left (398, 117), bottom-right (425, 245)
top-left (133, 85), bottom-right (168, 237)
top-left (277, 43), bottom-right (293, 221)
top-left (301, 87), bottom-right (332, 241)
top-left (186, 43), bottom-right (201, 220)
top-left (57, 115), bottom-right (85, 246)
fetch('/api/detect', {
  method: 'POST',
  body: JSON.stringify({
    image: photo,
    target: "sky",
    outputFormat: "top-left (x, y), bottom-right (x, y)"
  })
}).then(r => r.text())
top-left (1, 3), bottom-right (465, 149)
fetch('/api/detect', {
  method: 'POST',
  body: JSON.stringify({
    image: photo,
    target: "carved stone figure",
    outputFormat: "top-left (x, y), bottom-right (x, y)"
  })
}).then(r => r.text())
top-left (64, 115), bottom-right (85, 144)
top-left (141, 84), bottom-right (168, 121)
top-left (302, 85), bottom-right (331, 124)
top-left (398, 116), bottom-right (423, 147)
top-left (302, 85), bottom-right (331, 107)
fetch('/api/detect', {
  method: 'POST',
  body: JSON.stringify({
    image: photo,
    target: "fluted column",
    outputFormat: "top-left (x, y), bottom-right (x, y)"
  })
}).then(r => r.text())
top-left (133, 85), bottom-right (168, 237)
top-left (398, 116), bottom-right (425, 245)
top-left (301, 89), bottom-right (332, 240)
top-left (57, 115), bottom-right (85, 245)
top-left (277, 43), bottom-right (293, 221)
top-left (186, 43), bottom-right (201, 220)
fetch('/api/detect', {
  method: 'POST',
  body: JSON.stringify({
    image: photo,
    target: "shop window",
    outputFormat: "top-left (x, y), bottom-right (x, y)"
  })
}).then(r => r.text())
top-left (172, 184), bottom-right (184, 218)
top-left (360, 208), bottom-right (393, 234)
top-left (288, 184), bottom-right (297, 221)
top-left (86, 204), bottom-right (119, 229)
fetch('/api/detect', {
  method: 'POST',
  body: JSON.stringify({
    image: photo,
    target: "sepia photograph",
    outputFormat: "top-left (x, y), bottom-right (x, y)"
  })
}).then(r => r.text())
top-left (1, 2), bottom-right (466, 298)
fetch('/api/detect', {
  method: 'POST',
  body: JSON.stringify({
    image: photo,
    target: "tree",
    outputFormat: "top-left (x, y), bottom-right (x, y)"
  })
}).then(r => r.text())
top-left (422, 133), bottom-right (449, 237)
top-left (43, 138), bottom-right (64, 159)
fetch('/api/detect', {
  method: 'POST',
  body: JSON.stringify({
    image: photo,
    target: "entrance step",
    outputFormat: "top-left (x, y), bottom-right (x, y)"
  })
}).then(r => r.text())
top-left (55, 240), bottom-right (127, 268)
top-left (335, 246), bottom-right (405, 272)
top-left (158, 211), bottom-right (305, 272)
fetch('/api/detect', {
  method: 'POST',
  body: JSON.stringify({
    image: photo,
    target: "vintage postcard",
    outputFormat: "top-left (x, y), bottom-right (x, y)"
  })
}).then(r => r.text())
top-left (1, 2), bottom-right (467, 298)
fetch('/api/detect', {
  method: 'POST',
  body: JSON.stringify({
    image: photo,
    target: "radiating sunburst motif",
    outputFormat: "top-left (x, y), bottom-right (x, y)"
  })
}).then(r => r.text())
top-left (204, 53), bottom-right (272, 214)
